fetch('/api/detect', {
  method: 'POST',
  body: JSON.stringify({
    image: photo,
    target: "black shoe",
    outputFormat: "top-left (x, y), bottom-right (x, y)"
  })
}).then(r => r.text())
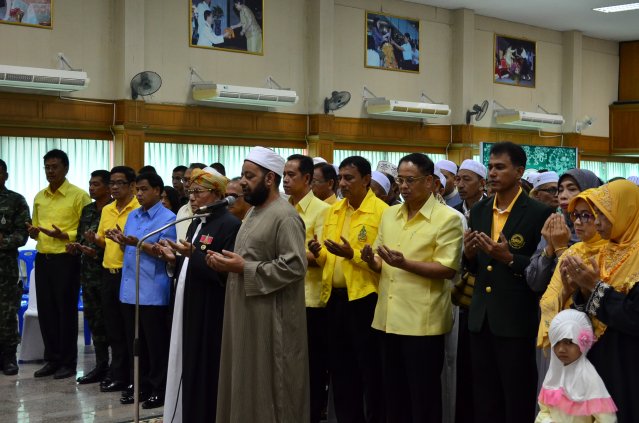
top-left (34, 363), bottom-right (59, 378)
top-left (2, 353), bottom-right (18, 376)
top-left (141, 395), bottom-right (164, 409)
top-left (53, 367), bottom-right (77, 379)
top-left (120, 390), bottom-right (149, 405)
top-left (99, 377), bottom-right (113, 389)
top-left (77, 366), bottom-right (108, 384)
top-left (100, 380), bottom-right (128, 392)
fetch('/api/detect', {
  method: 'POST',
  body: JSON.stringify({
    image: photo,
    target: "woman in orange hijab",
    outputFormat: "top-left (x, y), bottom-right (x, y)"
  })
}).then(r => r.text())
top-left (561, 180), bottom-right (639, 423)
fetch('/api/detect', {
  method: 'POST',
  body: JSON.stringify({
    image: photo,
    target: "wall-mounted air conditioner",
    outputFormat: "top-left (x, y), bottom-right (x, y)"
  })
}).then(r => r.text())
top-left (0, 65), bottom-right (89, 92)
top-left (494, 109), bottom-right (565, 128)
top-left (192, 83), bottom-right (298, 107)
top-left (366, 98), bottom-right (451, 119)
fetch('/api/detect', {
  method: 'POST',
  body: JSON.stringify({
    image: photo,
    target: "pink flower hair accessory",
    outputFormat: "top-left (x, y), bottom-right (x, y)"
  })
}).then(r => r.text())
top-left (577, 328), bottom-right (595, 353)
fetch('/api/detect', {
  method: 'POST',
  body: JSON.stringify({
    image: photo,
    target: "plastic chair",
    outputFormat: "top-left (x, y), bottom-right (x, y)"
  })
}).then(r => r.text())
top-left (19, 268), bottom-right (44, 362)
top-left (18, 249), bottom-right (36, 293)
top-left (78, 287), bottom-right (92, 346)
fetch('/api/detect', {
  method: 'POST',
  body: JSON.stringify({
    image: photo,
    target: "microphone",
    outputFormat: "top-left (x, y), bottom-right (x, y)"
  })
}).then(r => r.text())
top-left (197, 195), bottom-right (237, 213)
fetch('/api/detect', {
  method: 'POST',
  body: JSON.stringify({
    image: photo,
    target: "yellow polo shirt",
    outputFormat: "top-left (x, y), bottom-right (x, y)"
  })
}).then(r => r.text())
top-left (289, 190), bottom-right (330, 307)
top-left (317, 189), bottom-right (388, 305)
top-left (324, 194), bottom-right (338, 205)
top-left (32, 179), bottom-right (91, 254)
top-left (371, 194), bottom-right (463, 336)
top-left (491, 187), bottom-right (523, 242)
top-left (97, 196), bottom-right (140, 269)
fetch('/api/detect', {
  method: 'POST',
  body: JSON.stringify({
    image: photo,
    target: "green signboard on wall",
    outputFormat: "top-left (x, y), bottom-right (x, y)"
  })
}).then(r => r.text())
top-left (480, 142), bottom-right (578, 175)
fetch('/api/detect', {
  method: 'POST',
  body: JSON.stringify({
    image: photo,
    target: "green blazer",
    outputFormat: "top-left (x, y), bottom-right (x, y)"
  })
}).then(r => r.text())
top-left (467, 193), bottom-right (553, 338)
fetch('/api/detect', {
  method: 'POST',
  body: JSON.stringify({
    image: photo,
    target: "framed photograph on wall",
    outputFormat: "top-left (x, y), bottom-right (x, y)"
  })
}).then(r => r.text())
top-left (494, 34), bottom-right (536, 87)
top-left (190, 0), bottom-right (263, 55)
top-left (0, 0), bottom-right (52, 29)
top-left (365, 11), bottom-right (419, 73)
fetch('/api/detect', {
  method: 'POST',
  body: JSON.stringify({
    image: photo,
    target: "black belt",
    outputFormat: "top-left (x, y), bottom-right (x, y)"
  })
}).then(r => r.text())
top-left (37, 252), bottom-right (72, 260)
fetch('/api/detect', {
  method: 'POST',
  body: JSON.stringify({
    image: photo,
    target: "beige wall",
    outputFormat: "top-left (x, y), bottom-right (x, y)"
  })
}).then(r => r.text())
top-left (0, 0), bottom-right (618, 136)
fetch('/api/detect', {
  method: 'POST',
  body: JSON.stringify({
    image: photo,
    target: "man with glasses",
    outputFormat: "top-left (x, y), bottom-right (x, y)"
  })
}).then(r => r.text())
top-left (28, 149), bottom-right (91, 380)
top-left (530, 171), bottom-right (559, 208)
top-left (175, 163), bottom-right (206, 241)
top-left (312, 162), bottom-right (338, 205)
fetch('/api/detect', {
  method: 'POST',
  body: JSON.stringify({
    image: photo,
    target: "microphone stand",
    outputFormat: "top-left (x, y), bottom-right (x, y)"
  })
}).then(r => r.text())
top-left (132, 212), bottom-right (211, 423)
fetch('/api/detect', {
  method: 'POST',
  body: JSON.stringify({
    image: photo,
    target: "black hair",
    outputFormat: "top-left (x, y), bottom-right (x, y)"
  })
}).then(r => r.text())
top-left (189, 162), bottom-right (207, 170)
top-left (230, 176), bottom-right (241, 182)
top-left (287, 154), bottom-right (314, 179)
top-left (0, 158), bottom-right (6, 173)
top-left (210, 162), bottom-right (226, 176)
top-left (520, 178), bottom-right (533, 195)
top-left (138, 165), bottom-right (157, 175)
top-left (110, 166), bottom-right (136, 183)
top-left (608, 176), bottom-right (626, 183)
top-left (136, 172), bottom-right (164, 194)
top-left (367, 35), bottom-right (375, 50)
top-left (162, 186), bottom-right (181, 214)
top-left (43, 149), bottom-right (69, 168)
top-left (404, 32), bottom-right (411, 39)
top-left (339, 156), bottom-right (371, 177)
top-left (314, 163), bottom-right (338, 188)
top-left (398, 153), bottom-right (434, 176)
top-left (173, 165), bottom-right (187, 173)
top-left (382, 172), bottom-right (396, 185)
top-left (489, 141), bottom-right (527, 168)
top-left (203, 9), bottom-right (212, 20)
top-left (91, 170), bottom-right (111, 185)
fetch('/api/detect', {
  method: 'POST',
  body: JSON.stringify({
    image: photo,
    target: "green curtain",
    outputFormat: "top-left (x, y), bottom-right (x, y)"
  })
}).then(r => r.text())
top-left (333, 149), bottom-right (446, 169)
top-left (580, 160), bottom-right (639, 181)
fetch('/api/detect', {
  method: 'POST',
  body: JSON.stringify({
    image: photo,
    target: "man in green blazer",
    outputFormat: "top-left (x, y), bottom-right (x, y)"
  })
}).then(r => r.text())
top-left (463, 142), bottom-right (553, 423)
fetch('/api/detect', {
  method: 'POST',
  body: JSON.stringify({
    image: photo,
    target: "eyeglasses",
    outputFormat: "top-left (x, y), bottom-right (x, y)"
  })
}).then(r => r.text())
top-left (537, 187), bottom-right (558, 195)
top-left (396, 175), bottom-right (427, 185)
top-left (311, 179), bottom-right (327, 185)
top-left (187, 188), bottom-right (214, 196)
top-left (569, 211), bottom-right (595, 223)
top-left (108, 180), bottom-right (129, 187)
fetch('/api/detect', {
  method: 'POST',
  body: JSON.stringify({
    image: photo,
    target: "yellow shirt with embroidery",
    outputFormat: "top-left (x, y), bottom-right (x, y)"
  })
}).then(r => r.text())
top-left (97, 196), bottom-right (140, 269)
top-left (372, 194), bottom-right (463, 336)
top-left (32, 179), bottom-right (91, 254)
top-left (317, 189), bottom-right (388, 305)
top-left (491, 187), bottom-right (523, 242)
top-left (289, 190), bottom-right (330, 307)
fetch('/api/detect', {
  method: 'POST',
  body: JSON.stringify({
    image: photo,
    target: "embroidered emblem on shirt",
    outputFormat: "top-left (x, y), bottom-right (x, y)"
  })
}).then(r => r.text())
top-left (509, 233), bottom-right (525, 249)
top-left (358, 226), bottom-right (367, 242)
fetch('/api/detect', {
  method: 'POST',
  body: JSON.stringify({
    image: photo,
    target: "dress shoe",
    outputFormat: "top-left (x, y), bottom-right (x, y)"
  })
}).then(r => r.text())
top-left (120, 390), bottom-right (149, 405)
top-left (34, 363), bottom-right (59, 378)
top-left (141, 395), bottom-right (164, 409)
top-left (77, 366), bottom-right (108, 384)
top-left (99, 377), bottom-right (113, 389)
top-left (53, 366), bottom-right (77, 379)
top-left (100, 380), bottom-right (128, 392)
top-left (2, 355), bottom-right (18, 376)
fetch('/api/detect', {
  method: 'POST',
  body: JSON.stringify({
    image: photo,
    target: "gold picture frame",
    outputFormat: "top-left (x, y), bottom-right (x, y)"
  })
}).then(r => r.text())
top-left (494, 34), bottom-right (536, 88)
top-left (190, 0), bottom-right (263, 56)
top-left (0, 0), bottom-right (52, 29)
top-left (365, 10), bottom-right (419, 73)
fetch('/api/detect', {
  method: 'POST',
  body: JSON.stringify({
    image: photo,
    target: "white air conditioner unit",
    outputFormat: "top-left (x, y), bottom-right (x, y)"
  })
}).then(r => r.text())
top-left (366, 98), bottom-right (451, 119)
top-left (0, 65), bottom-right (89, 92)
top-left (192, 83), bottom-right (298, 107)
top-left (494, 109), bottom-right (565, 128)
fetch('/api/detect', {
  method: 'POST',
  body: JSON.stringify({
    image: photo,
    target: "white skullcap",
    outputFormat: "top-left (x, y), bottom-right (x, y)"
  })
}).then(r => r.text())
top-left (313, 157), bottom-right (328, 165)
top-left (435, 159), bottom-right (458, 176)
top-left (245, 146), bottom-right (285, 175)
top-left (376, 160), bottom-right (398, 178)
top-left (524, 169), bottom-right (539, 183)
top-left (371, 171), bottom-right (391, 194)
top-left (458, 160), bottom-right (487, 179)
top-left (628, 176), bottom-right (639, 185)
top-left (433, 166), bottom-right (447, 189)
top-left (532, 171), bottom-right (559, 189)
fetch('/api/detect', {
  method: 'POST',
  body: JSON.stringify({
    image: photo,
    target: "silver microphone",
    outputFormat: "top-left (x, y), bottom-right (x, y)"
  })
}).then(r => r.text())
top-left (197, 195), bottom-right (237, 213)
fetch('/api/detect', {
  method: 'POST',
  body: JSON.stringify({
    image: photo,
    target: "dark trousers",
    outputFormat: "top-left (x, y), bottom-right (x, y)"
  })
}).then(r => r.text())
top-left (455, 308), bottom-right (474, 423)
top-left (101, 269), bottom-right (129, 383)
top-left (35, 253), bottom-right (80, 368)
top-left (307, 307), bottom-right (329, 423)
top-left (327, 291), bottom-right (382, 423)
top-left (380, 332), bottom-right (444, 423)
top-left (470, 319), bottom-right (537, 423)
top-left (121, 303), bottom-right (169, 396)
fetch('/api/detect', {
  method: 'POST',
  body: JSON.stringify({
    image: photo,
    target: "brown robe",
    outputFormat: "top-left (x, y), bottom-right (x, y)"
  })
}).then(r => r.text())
top-left (216, 197), bottom-right (310, 422)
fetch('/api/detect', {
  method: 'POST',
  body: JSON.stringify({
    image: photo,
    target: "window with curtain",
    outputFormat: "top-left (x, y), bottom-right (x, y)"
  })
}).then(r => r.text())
top-left (0, 136), bottom-right (113, 248)
top-left (144, 142), bottom-right (306, 183)
top-left (333, 149), bottom-right (446, 169)
top-left (579, 160), bottom-right (639, 181)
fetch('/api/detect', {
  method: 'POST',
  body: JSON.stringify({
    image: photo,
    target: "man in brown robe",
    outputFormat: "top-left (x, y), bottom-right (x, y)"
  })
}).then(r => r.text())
top-left (207, 146), bottom-right (310, 422)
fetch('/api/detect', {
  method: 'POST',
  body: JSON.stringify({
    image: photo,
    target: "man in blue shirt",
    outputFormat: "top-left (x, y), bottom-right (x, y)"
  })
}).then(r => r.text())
top-left (110, 172), bottom-right (176, 409)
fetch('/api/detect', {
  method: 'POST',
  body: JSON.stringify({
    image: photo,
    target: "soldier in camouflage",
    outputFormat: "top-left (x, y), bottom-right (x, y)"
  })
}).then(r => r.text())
top-left (66, 170), bottom-right (113, 384)
top-left (0, 159), bottom-right (31, 376)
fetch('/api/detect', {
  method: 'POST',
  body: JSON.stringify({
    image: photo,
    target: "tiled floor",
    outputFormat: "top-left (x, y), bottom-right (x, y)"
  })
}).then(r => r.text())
top-left (0, 315), bottom-right (162, 423)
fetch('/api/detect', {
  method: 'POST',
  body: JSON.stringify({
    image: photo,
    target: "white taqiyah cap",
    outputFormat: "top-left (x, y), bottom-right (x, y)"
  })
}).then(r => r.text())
top-left (245, 146), bottom-right (285, 175)
top-left (524, 169), bottom-right (539, 183)
top-left (371, 171), bottom-right (391, 194)
top-left (433, 166), bottom-right (447, 189)
top-left (376, 160), bottom-right (398, 178)
top-left (313, 157), bottom-right (328, 165)
top-left (435, 159), bottom-right (458, 175)
top-left (532, 171), bottom-right (559, 189)
top-left (458, 160), bottom-right (487, 179)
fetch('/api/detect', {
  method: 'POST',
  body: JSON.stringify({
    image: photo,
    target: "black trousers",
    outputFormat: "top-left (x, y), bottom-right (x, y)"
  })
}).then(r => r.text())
top-left (380, 332), bottom-right (444, 423)
top-left (35, 253), bottom-right (80, 368)
top-left (307, 307), bottom-right (329, 423)
top-left (469, 319), bottom-right (537, 423)
top-left (327, 291), bottom-right (382, 423)
top-left (455, 308), bottom-right (474, 423)
top-left (101, 269), bottom-right (129, 383)
top-left (121, 303), bottom-right (169, 396)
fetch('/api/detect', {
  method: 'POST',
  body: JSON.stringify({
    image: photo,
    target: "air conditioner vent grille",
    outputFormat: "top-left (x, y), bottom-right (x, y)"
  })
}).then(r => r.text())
top-left (34, 76), bottom-right (60, 84)
top-left (6, 73), bottom-right (32, 82)
top-left (60, 78), bottom-right (87, 86)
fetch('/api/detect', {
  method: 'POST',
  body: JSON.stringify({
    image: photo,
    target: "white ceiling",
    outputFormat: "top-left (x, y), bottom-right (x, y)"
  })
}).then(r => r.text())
top-left (404, 0), bottom-right (639, 41)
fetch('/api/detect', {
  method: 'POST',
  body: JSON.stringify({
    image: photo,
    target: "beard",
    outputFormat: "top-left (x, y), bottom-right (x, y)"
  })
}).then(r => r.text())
top-left (243, 176), bottom-right (270, 206)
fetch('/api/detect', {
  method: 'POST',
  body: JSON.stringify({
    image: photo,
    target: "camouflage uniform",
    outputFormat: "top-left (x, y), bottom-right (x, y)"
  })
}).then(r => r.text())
top-left (0, 187), bottom-right (30, 352)
top-left (76, 201), bottom-right (111, 367)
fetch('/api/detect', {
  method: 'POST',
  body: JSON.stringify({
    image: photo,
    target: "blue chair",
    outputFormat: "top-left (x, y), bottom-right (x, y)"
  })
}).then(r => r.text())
top-left (18, 295), bottom-right (28, 336)
top-left (18, 249), bottom-right (37, 293)
top-left (78, 287), bottom-right (92, 346)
